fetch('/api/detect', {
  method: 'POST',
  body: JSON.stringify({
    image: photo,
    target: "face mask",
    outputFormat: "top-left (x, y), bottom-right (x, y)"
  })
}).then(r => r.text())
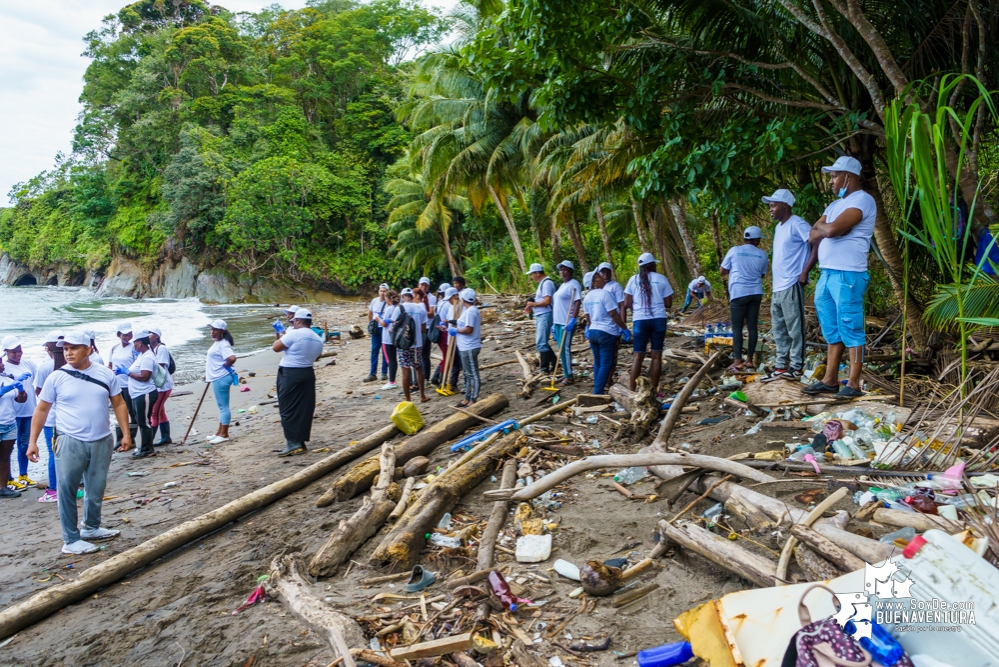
top-left (837, 187), bottom-right (848, 198)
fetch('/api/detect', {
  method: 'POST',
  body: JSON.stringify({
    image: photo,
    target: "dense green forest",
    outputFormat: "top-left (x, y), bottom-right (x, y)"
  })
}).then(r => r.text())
top-left (1, 0), bottom-right (998, 336)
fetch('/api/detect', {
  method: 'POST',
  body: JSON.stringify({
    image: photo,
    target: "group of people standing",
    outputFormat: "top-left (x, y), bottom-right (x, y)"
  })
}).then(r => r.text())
top-left (366, 277), bottom-right (484, 408)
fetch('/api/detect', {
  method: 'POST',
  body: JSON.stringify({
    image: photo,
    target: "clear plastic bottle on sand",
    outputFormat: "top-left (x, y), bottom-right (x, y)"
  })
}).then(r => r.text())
top-left (614, 467), bottom-right (650, 485)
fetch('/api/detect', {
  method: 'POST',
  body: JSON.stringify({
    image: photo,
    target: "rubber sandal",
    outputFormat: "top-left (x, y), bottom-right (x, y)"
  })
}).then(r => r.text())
top-left (801, 381), bottom-right (839, 395)
top-left (726, 363), bottom-right (744, 373)
top-left (405, 565), bottom-right (436, 592)
top-left (837, 386), bottom-right (864, 398)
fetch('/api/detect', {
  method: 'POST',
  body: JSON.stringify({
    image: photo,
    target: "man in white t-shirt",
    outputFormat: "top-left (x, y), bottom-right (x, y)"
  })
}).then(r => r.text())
top-left (273, 308), bottom-right (324, 456)
top-left (397, 288), bottom-right (430, 403)
top-left (452, 289), bottom-right (482, 406)
top-left (364, 284), bottom-right (390, 383)
top-left (28, 330), bottom-right (132, 555)
top-left (762, 189), bottom-right (813, 379)
top-left (681, 276), bottom-right (712, 313)
top-left (2, 335), bottom-right (38, 490)
top-left (802, 156), bottom-right (877, 398)
top-left (720, 227), bottom-right (769, 371)
top-left (524, 263), bottom-right (557, 372)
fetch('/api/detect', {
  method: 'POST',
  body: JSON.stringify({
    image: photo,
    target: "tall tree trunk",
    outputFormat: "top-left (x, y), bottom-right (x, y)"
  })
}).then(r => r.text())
top-left (631, 196), bottom-right (650, 253)
top-left (532, 221), bottom-right (545, 263)
top-left (710, 213), bottom-right (728, 300)
top-left (488, 184), bottom-right (527, 273)
top-left (441, 224), bottom-right (458, 278)
top-left (549, 221), bottom-right (562, 264)
top-left (869, 173), bottom-right (929, 349)
top-left (566, 212), bottom-right (590, 273)
top-left (594, 202), bottom-right (614, 272)
top-left (667, 198), bottom-right (702, 276)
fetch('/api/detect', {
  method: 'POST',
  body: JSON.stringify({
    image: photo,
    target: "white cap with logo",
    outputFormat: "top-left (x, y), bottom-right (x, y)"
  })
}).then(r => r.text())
top-left (400, 287), bottom-right (414, 296)
top-left (821, 156), bottom-right (862, 175)
top-left (379, 283), bottom-right (390, 290)
top-left (526, 262), bottom-right (545, 275)
top-left (210, 319), bottom-right (227, 331)
top-left (744, 226), bottom-right (763, 240)
top-left (696, 275), bottom-right (707, 284)
top-left (637, 252), bottom-right (658, 267)
top-left (761, 188), bottom-right (795, 206)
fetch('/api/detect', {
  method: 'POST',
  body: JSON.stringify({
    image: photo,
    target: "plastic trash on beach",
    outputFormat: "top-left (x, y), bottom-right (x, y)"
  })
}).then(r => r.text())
top-left (390, 401), bottom-right (425, 435)
top-left (614, 467), bottom-right (650, 485)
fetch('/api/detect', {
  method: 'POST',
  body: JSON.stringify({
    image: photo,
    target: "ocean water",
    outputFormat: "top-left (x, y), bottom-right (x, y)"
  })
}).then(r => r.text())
top-left (0, 285), bottom-right (284, 384)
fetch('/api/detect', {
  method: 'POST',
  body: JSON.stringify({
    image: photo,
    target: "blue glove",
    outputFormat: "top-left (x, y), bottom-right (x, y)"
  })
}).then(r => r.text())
top-left (15, 373), bottom-right (31, 383)
top-left (382, 318), bottom-right (392, 328)
top-left (114, 365), bottom-right (129, 376)
top-left (228, 367), bottom-right (239, 386)
top-left (0, 383), bottom-right (17, 396)
top-left (621, 328), bottom-right (632, 343)
top-left (272, 320), bottom-right (286, 334)
top-left (448, 327), bottom-right (458, 336)
top-left (566, 317), bottom-right (577, 333)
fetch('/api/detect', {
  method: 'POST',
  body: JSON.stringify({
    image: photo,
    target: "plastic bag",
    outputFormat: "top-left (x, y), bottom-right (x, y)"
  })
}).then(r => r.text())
top-left (391, 401), bottom-right (425, 435)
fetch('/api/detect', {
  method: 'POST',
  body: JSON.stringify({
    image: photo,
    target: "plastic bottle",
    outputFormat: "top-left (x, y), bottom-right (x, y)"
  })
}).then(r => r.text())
top-left (873, 484), bottom-right (918, 503)
top-left (487, 571), bottom-right (519, 612)
top-left (831, 440), bottom-right (853, 459)
top-left (614, 467), bottom-right (650, 485)
top-left (637, 642), bottom-right (694, 667)
top-left (904, 493), bottom-right (939, 514)
top-left (879, 526), bottom-right (916, 545)
top-left (788, 445), bottom-right (815, 462)
top-left (844, 621), bottom-right (904, 666)
top-left (927, 461), bottom-right (965, 491)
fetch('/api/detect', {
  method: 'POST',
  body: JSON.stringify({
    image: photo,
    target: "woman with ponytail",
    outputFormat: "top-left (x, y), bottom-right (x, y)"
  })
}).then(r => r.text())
top-left (623, 253), bottom-right (674, 391)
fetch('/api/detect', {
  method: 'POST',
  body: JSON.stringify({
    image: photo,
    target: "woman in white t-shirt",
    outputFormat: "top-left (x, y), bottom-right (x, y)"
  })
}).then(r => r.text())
top-left (623, 253), bottom-right (675, 391)
top-left (149, 327), bottom-right (174, 446)
top-left (582, 271), bottom-right (630, 395)
top-left (272, 308), bottom-right (324, 456)
top-left (0, 357), bottom-right (29, 499)
top-left (452, 288), bottom-right (481, 406)
top-left (397, 289), bottom-right (430, 403)
top-left (374, 290), bottom-right (401, 390)
top-left (32, 332), bottom-right (66, 502)
top-left (117, 330), bottom-right (158, 458)
top-left (107, 321), bottom-right (138, 449)
top-left (204, 319), bottom-right (237, 445)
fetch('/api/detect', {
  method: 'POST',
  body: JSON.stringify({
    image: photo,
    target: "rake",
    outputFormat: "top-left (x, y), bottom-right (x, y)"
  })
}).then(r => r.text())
top-left (436, 300), bottom-right (464, 396)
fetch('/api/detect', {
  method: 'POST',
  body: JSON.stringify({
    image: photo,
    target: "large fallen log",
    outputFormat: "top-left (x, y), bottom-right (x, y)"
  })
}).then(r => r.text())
top-left (317, 393), bottom-right (510, 506)
top-left (483, 453), bottom-right (774, 502)
top-left (477, 458), bottom-right (518, 570)
top-left (267, 554), bottom-right (365, 667)
top-left (309, 443), bottom-right (398, 577)
top-left (658, 520), bottom-right (777, 588)
top-left (794, 544), bottom-right (842, 581)
top-left (776, 488), bottom-right (849, 586)
top-left (872, 508), bottom-right (963, 533)
top-left (0, 424), bottom-right (400, 641)
top-left (790, 525), bottom-right (865, 573)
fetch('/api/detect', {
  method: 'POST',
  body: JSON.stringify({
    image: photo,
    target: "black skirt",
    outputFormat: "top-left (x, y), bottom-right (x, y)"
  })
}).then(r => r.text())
top-left (276, 366), bottom-right (316, 443)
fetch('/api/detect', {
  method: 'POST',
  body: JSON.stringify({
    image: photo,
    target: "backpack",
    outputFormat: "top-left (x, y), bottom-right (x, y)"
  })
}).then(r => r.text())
top-left (427, 312), bottom-right (442, 344)
top-left (368, 300), bottom-right (387, 335)
top-left (166, 349), bottom-right (176, 375)
top-left (153, 362), bottom-right (168, 389)
top-left (392, 306), bottom-right (416, 350)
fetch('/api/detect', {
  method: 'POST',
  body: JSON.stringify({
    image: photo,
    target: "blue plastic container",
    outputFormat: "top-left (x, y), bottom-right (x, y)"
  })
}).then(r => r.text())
top-left (636, 641), bottom-right (693, 667)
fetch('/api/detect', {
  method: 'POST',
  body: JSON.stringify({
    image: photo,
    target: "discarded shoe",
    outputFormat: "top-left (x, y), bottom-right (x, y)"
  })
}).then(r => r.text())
top-left (62, 540), bottom-right (99, 555)
top-left (81, 527), bottom-right (120, 541)
top-left (277, 441), bottom-right (307, 457)
top-left (405, 565), bottom-right (436, 592)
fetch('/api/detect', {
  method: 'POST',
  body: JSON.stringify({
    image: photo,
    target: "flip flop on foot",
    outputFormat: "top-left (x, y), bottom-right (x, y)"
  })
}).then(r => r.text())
top-left (455, 400), bottom-right (471, 408)
top-left (726, 363), bottom-right (745, 373)
top-left (801, 381), bottom-right (839, 395)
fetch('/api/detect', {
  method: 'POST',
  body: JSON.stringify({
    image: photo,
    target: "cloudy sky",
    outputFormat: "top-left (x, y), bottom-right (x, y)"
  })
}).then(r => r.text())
top-left (0, 0), bottom-right (454, 201)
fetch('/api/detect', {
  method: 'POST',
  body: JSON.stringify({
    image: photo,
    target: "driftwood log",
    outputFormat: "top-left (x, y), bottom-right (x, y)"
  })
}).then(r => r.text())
top-left (483, 452), bottom-right (774, 502)
top-left (790, 525), bottom-right (865, 573)
top-left (309, 443), bottom-right (399, 577)
top-left (776, 487), bottom-right (849, 586)
top-left (657, 520), bottom-right (777, 588)
top-left (516, 350), bottom-right (546, 399)
top-left (872, 508), bottom-right (962, 533)
top-left (388, 477), bottom-right (417, 522)
top-left (477, 458), bottom-right (518, 570)
top-left (0, 424), bottom-right (399, 641)
top-left (610, 377), bottom-right (660, 443)
top-left (795, 544), bottom-right (842, 581)
top-left (317, 393), bottom-right (509, 506)
top-left (267, 554), bottom-right (365, 667)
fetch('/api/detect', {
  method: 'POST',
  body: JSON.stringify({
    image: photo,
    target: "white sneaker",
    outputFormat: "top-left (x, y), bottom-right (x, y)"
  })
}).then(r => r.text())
top-left (381, 382), bottom-right (398, 390)
top-left (62, 540), bottom-right (99, 555)
top-left (208, 435), bottom-right (229, 444)
top-left (81, 527), bottom-right (120, 541)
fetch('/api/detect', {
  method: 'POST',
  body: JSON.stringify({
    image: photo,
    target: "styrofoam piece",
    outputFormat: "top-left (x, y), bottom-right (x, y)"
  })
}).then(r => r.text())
top-left (516, 534), bottom-right (552, 563)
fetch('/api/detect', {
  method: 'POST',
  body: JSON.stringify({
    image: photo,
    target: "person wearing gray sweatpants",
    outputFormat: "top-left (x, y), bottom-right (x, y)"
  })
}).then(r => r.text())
top-left (762, 189), bottom-right (815, 379)
top-left (28, 330), bottom-right (133, 555)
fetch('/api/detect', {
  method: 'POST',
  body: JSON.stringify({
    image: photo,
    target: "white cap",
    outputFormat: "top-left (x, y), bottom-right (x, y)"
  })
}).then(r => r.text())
top-left (44, 331), bottom-right (63, 344)
top-left (84, 328), bottom-right (97, 341)
top-left (582, 271), bottom-right (595, 289)
top-left (460, 288), bottom-right (476, 303)
top-left (744, 226), bottom-right (763, 240)
top-left (116, 321), bottom-right (133, 335)
top-left (148, 326), bottom-right (162, 337)
top-left (637, 252), bottom-right (658, 267)
top-left (526, 262), bottom-right (545, 275)
top-left (210, 319), bottom-right (227, 330)
top-left (1, 336), bottom-right (22, 351)
top-left (761, 188), bottom-right (795, 206)
top-left (283, 304), bottom-right (300, 314)
top-left (57, 331), bottom-right (91, 347)
top-left (437, 282), bottom-right (451, 293)
top-left (696, 275), bottom-right (706, 284)
top-left (596, 262), bottom-right (613, 272)
top-left (821, 156), bottom-right (862, 175)
top-left (133, 329), bottom-right (151, 341)
top-left (556, 260), bottom-right (575, 272)
top-left (418, 277), bottom-right (431, 286)
top-left (379, 283), bottom-right (390, 290)
top-left (400, 287), bottom-right (414, 296)
top-left (444, 287), bottom-right (458, 299)
top-left (293, 308), bottom-right (313, 320)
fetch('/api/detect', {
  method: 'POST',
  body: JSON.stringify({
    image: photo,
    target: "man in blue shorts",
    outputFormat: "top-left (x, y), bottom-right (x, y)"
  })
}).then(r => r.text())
top-left (801, 156), bottom-right (876, 398)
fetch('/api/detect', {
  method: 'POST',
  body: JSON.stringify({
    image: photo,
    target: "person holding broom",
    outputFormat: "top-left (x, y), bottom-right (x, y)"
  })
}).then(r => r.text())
top-left (272, 308), bottom-right (324, 456)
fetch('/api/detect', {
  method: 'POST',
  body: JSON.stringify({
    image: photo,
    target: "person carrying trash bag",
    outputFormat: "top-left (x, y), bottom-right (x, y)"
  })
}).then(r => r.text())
top-left (272, 308), bottom-right (324, 456)
top-left (582, 271), bottom-right (631, 394)
top-left (205, 319), bottom-right (238, 444)
top-left (623, 253), bottom-right (674, 391)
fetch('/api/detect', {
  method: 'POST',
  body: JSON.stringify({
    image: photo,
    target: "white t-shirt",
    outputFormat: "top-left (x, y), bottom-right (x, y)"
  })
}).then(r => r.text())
top-left (39, 362), bottom-right (122, 441)
top-left (553, 279), bottom-right (582, 324)
top-left (3, 359), bottom-right (37, 418)
top-left (625, 272), bottom-right (675, 320)
top-left (772, 215), bottom-right (812, 292)
top-left (722, 245), bottom-right (769, 300)
top-left (456, 305), bottom-right (481, 351)
top-left (128, 349), bottom-right (158, 397)
top-left (90, 351), bottom-right (105, 367)
top-left (0, 376), bottom-right (20, 425)
top-left (400, 302), bottom-right (428, 347)
top-left (817, 190), bottom-right (877, 272)
top-left (604, 280), bottom-right (625, 306)
top-left (425, 293), bottom-right (438, 315)
top-left (369, 297), bottom-right (388, 326)
top-left (583, 288), bottom-right (622, 335)
top-left (438, 301), bottom-right (453, 325)
top-left (532, 277), bottom-right (557, 315)
top-left (34, 359), bottom-right (58, 427)
top-left (279, 327), bottom-right (324, 368)
top-left (206, 339), bottom-right (235, 382)
top-left (109, 341), bottom-right (135, 391)
top-left (381, 304), bottom-right (400, 336)
top-left (154, 344), bottom-right (174, 391)
top-left (687, 278), bottom-right (711, 294)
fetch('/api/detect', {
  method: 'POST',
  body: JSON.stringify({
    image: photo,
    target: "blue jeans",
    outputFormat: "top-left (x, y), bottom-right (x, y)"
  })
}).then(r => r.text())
top-left (44, 426), bottom-right (55, 490)
top-left (534, 311), bottom-right (553, 353)
top-left (552, 323), bottom-right (574, 378)
top-left (211, 377), bottom-right (232, 425)
top-left (14, 416), bottom-right (31, 477)
top-left (587, 329), bottom-right (617, 394)
top-left (681, 290), bottom-right (707, 312)
top-left (369, 328), bottom-right (387, 376)
top-left (815, 269), bottom-right (870, 348)
top-left (633, 317), bottom-right (667, 353)
top-left (55, 433), bottom-right (114, 544)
